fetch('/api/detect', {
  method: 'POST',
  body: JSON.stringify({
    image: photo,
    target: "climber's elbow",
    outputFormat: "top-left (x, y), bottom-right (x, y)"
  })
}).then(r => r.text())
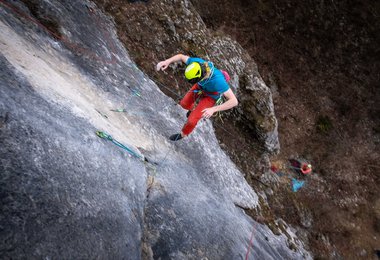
top-left (232, 97), bottom-right (238, 107)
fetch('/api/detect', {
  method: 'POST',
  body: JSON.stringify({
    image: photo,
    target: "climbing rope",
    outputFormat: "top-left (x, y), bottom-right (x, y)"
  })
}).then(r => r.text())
top-left (0, 0), bottom-right (118, 64)
top-left (2, 2), bottom-right (294, 256)
top-left (245, 222), bottom-right (257, 260)
top-left (95, 131), bottom-right (144, 160)
top-left (2, 0), bottom-right (270, 155)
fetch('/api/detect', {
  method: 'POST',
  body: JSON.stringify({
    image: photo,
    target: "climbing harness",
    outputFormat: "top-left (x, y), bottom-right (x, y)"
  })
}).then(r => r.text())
top-left (192, 88), bottom-right (225, 122)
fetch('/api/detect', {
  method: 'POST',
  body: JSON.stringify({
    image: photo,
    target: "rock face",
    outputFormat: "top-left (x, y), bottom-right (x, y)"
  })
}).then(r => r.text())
top-left (93, 0), bottom-right (280, 154)
top-left (208, 37), bottom-right (280, 154)
top-left (0, 0), bottom-right (307, 259)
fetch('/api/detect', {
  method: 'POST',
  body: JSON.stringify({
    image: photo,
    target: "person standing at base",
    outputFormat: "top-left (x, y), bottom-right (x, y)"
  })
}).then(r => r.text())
top-left (156, 54), bottom-right (238, 141)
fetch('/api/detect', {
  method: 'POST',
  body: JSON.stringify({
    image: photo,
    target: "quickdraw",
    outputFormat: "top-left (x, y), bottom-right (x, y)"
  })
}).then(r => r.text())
top-left (96, 131), bottom-right (143, 160)
top-left (192, 89), bottom-right (225, 122)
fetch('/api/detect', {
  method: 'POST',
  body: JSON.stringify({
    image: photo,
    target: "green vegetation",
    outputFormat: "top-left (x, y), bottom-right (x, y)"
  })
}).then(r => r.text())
top-left (316, 115), bottom-right (333, 134)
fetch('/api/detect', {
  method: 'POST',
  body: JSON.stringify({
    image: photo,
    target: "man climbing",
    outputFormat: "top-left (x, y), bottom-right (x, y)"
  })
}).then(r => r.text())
top-left (289, 158), bottom-right (312, 175)
top-left (156, 54), bottom-right (238, 141)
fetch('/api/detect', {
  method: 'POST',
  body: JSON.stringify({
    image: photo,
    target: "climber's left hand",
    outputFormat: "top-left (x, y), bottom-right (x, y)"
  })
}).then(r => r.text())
top-left (202, 107), bottom-right (217, 119)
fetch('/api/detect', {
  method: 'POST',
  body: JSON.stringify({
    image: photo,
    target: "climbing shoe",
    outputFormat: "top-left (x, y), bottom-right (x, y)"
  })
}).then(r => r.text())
top-left (169, 133), bottom-right (183, 141)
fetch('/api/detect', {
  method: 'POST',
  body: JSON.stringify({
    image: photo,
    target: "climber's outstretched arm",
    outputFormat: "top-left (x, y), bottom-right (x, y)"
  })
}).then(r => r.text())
top-left (156, 54), bottom-right (189, 71)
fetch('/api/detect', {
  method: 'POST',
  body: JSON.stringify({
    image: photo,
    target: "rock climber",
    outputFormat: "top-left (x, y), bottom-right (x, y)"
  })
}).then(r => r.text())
top-left (156, 54), bottom-right (238, 141)
top-left (300, 163), bottom-right (312, 174)
top-left (289, 158), bottom-right (312, 175)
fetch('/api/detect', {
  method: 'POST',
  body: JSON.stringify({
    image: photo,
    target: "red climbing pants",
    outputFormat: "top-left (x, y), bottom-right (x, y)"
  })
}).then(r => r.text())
top-left (180, 84), bottom-right (216, 136)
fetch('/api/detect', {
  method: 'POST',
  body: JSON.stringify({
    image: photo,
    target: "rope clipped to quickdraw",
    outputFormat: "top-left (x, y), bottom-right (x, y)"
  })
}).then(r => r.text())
top-left (192, 89), bottom-right (225, 123)
top-left (96, 131), bottom-right (158, 194)
top-left (130, 89), bottom-right (142, 98)
top-left (96, 131), bottom-right (144, 160)
top-left (110, 89), bottom-right (142, 113)
top-left (110, 108), bottom-right (127, 112)
top-left (192, 89), bottom-right (203, 107)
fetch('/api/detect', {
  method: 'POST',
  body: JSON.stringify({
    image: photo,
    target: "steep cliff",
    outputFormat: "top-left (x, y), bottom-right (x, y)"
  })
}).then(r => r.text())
top-left (0, 0), bottom-right (310, 259)
top-left (93, 0), bottom-right (280, 154)
top-left (191, 0), bottom-right (380, 259)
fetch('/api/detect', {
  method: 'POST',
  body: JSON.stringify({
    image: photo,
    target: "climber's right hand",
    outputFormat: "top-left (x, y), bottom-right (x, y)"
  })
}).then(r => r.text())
top-left (156, 60), bottom-right (170, 71)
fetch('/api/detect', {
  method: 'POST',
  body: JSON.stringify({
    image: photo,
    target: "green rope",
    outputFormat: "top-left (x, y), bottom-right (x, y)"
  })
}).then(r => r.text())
top-left (96, 131), bottom-right (143, 160)
top-left (110, 89), bottom-right (141, 113)
top-left (110, 108), bottom-right (127, 112)
top-left (214, 96), bottom-right (225, 123)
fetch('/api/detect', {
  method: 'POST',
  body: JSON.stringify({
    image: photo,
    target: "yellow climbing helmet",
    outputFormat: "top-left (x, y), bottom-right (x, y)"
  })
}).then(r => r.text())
top-left (184, 62), bottom-right (204, 84)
